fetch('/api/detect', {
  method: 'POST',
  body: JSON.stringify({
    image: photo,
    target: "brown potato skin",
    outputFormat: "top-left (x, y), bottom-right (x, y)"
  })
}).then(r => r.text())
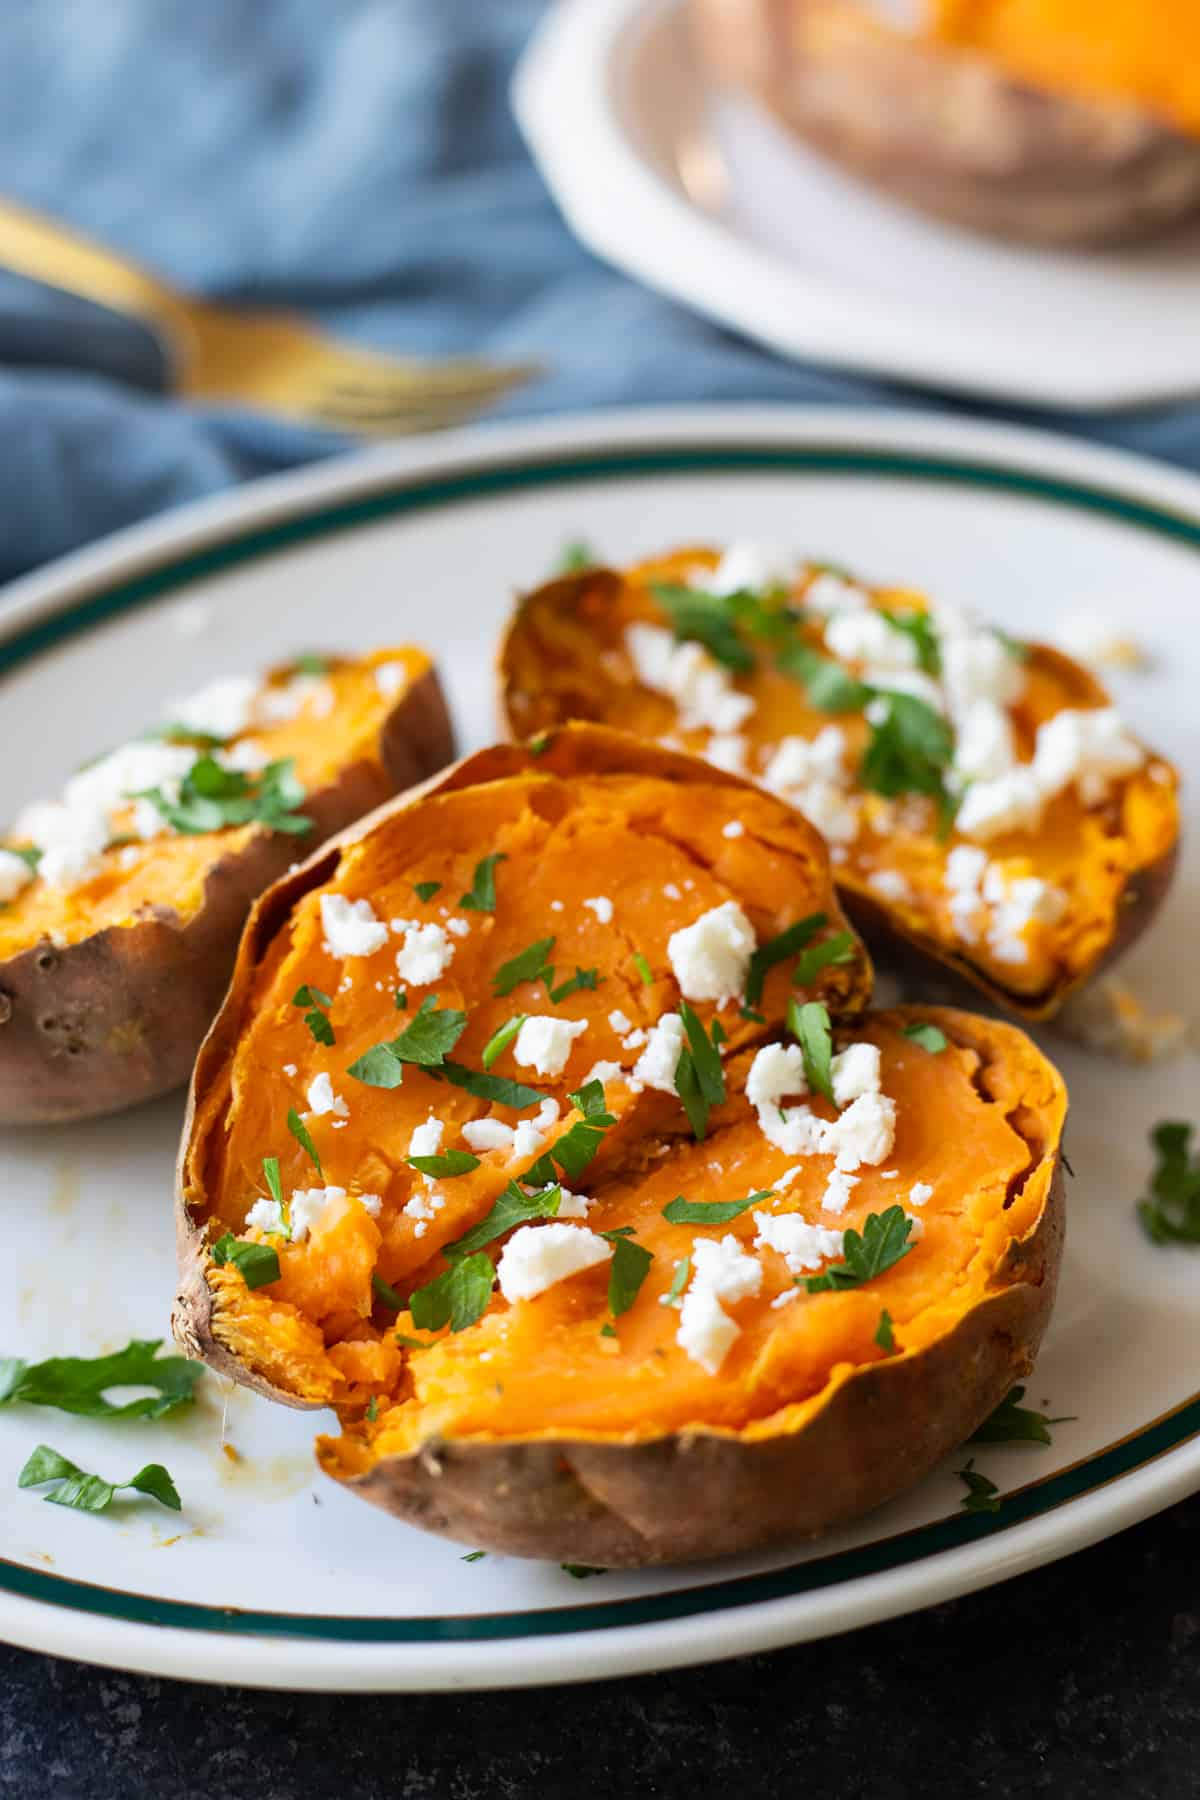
top-left (327, 1006), bottom-right (1064, 1567)
top-left (689, 0), bottom-right (1200, 246)
top-left (0, 663), bottom-right (454, 1125)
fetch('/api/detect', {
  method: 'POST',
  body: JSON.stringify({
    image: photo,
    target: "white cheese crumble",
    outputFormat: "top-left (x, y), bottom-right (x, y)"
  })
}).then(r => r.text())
top-left (676, 1288), bottom-right (740, 1376)
top-left (374, 660), bottom-right (408, 698)
top-left (0, 849), bottom-right (34, 901)
top-left (825, 609), bottom-right (917, 671)
top-left (867, 869), bottom-right (912, 905)
top-left (409, 1114), bottom-right (444, 1162)
top-left (583, 895), bottom-right (614, 925)
top-left (320, 894), bottom-right (389, 959)
top-left (462, 1118), bottom-right (515, 1153)
top-left (954, 767), bottom-right (1044, 842)
top-left (668, 900), bottom-right (756, 1003)
top-left (753, 1210), bottom-right (845, 1274)
top-left (513, 1014), bottom-right (588, 1077)
top-left (803, 571), bottom-right (871, 616)
top-left (704, 733), bottom-right (748, 776)
top-left (496, 1223), bottom-right (611, 1302)
top-left (630, 1012), bottom-right (685, 1094)
top-left (306, 1072), bottom-right (348, 1118)
top-left (818, 1092), bottom-right (897, 1171)
top-left (582, 1059), bottom-right (625, 1088)
top-left (830, 1041), bottom-right (882, 1108)
top-left (675, 1234), bottom-right (764, 1375)
top-left (746, 1043), bottom-right (820, 1156)
top-left (722, 819), bottom-right (745, 840)
top-left (692, 542), bottom-right (799, 597)
top-left (909, 1182), bottom-right (933, 1206)
top-left (625, 622), bottom-right (755, 735)
top-left (445, 918), bottom-right (471, 939)
top-left (256, 674), bottom-right (334, 724)
top-left (167, 674), bottom-right (258, 741)
top-left (820, 1169), bottom-right (860, 1215)
top-left (662, 882), bottom-right (683, 901)
top-left (608, 1009), bottom-right (633, 1035)
top-left (392, 919), bottom-right (455, 986)
top-left (1032, 706), bottom-right (1145, 806)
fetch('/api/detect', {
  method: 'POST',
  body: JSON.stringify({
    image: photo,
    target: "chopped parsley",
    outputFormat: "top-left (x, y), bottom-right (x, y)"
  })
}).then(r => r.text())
top-left (650, 582), bottom-right (756, 674)
top-left (138, 755), bottom-right (310, 837)
top-left (292, 652), bottom-right (329, 675)
top-left (292, 982), bottom-right (334, 1046)
top-left (970, 1385), bottom-right (1071, 1446)
top-left (739, 1004), bottom-right (766, 1024)
top-left (407, 1149), bottom-right (481, 1179)
top-left (879, 608), bottom-right (941, 676)
top-left (372, 1273), bottom-right (406, 1312)
top-left (461, 1549), bottom-right (488, 1563)
top-left (524, 1079), bottom-right (616, 1185)
top-left (286, 1106), bottom-right (323, 1176)
top-left (438, 1063), bottom-right (546, 1109)
top-left (788, 999), bottom-right (834, 1105)
top-left (482, 1014), bottom-right (527, 1070)
top-left (528, 731), bottom-right (552, 757)
top-left (19, 1445), bottom-right (181, 1515)
top-left (633, 951), bottom-right (654, 986)
top-left (365, 1396), bottom-right (379, 1422)
top-left (674, 1001), bottom-right (726, 1140)
top-left (459, 852), bottom-right (506, 913)
top-left (561, 1563), bottom-right (607, 1580)
top-left (791, 930), bottom-right (857, 990)
top-left (0, 1339), bottom-right (202, 1420)
top-left (262, 1156), bottom-right (283, 1206)
top-left (902, 1021), bottom-right (948, 1054)
top-left (1138, 1121), bottom-right (1200, 1244)
top-left (956, 1459), bottom-right (1001, 1514)
top-left (5, 844), bottom-right (41, 873)
top-left (874, 1309), bottom-right (896, 1353)
top-left (744, 912), bottom-right (826, 1008)
top-left (859, 692), bottom-right (954, 826)
top-left (414, 880), bottom-right (441, 903)
top-left (549, 966), bottom-right (601, 1004)
top-left (493, 936), bottom-right (556, 996)
top-left (776, 642), bottom-right (871, 713)
top-left (559, 540), bottom-right (596, 572)
top-left (803, 1206), bottom-right (915, 1293)
top-left (603, 1229), bottom-right (653, 1317)
top-left (347, 998), bottom-right (469, 1088)
top-left (212, 1232), bottom-right (281, 1290)
top-left (408, 1252), bottom-right (497, 1334)
top-left (663, 1190), bottom-right (772, 1226)
top-left (663, 1256), bottom-right (691, 1306)
top-left (442, 1181), bottom-right (562, 1261)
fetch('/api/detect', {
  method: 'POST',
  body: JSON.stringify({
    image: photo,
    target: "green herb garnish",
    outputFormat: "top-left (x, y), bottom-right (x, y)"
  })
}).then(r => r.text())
top-left (459, 852), bottom-right (506, 913)
top-left (212, 1233), bottom-right (281, 1290)
top-left (4, 844), bottom-right (41, 872)
top-left (0, 1339), bottom-right (202, 1421)
top-left (438, 1063), bottom-right (546, 1110)
top-left (803, 1206), bottom-right (914, 1293)
top-left (409, 1253), bottom-right (497, 1334)
top-left (286, 1106), bottom-right (323, 1176)
top-left (365, 1396), bottom-right (379, 1422)
top-left (292, 982), bottom-right (334, 1047)
top-left (528, 731), bottom-right (552, 757)
top-left (414, 880), bottom-right (442, 902)
top-left (1138, 1121), bottom-right (1200, 1244)
top-left (633, 952), bottom-right (654, 986)
top-left (663, 1257), bottom-right (691, 1307)
top-left (956, 1459), bottom-right (1001, 1514)
top-left (138, 755), bottom-right (310, 837)
top-left (19, 1445), bottom-right (181, 1515)
top-left (482, 1014), bottom-right (527, 1070)
top-left (493, 937), bottom-right (556, 997)
top-left (262, 1156), bottom-right (283, 1206)
top-left (461, 1549), bottom-right (488, 1563)
top-left (777, 643), bottom-right (872, 713)
top-left (674, 1001), bottom-right (726, 1140)
top-left (548, 966), bottom-right (601, 1004)
top-left (788, 999), bottom-right (834, 1105)
top-left (744, 913), bottom-right (826, 1008)
top-left (559, 540), bottom-right (596, 572)
top-left (859, 692), bottom-right (954, 825)
top-left (293, 652), bottom-right (329, 675)
top-left (970, 1385), bottom-right (1071, 1446)
top-left (373, 1274), bottom-right (406, 1312)
top-left (347, 998), bottom-right (469, 1088)
top-left (662, 1190), bottom-right (771, 1226)
top-left (650, 582), bottom-right (756, 675)
top-left (902, 1021), bottom-right (948, 1054)
top-left (599, 1323), bottom-right (617, 1339)
top-left (561, 1563), bottom-right (607, 1579)
top-left (791, 930), bottom-right (857, 989)
top-left (524, 1080), bottom-right (616, 1186)
top-left (874, 1309), bottom-right (896, 1353)
top-left (442, 1182), bottom-right (562, 1261)
top-left (879, 608), bottom-right (942, 676)
top-left (407, 1149), bottom-right (481, 1179)
top-left (603, 1230), bottom-right (653, 1317)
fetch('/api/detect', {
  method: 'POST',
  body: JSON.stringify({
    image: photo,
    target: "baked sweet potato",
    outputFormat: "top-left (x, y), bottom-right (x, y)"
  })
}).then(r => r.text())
top-left (0, 648), bottom-right (453, 1124)
top-left (175, 724), bottom-right (1064, 1566)
top-left (498, 549), bottom-right (1179, 1021)
top-left (690, 0), bottom-right (1200, 246)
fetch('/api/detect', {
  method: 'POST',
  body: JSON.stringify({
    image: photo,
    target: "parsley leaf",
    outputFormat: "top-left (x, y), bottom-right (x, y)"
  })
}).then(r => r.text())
top-left (262, 1156), bottom-right (282, 1206)
top-left (956, 1458), bottom-right (1001, 1514)
top-left (292, 982), bottom-right (334, 1046)
top-left (4, 844), bottom-right (41, 872)
top-left (650, 582), bottom-right (756, 674)
top-left (744, 913), bottom-right (826, 1007)
top-left (292, 652), bottom-right (329, 675)
top-left (1138, 1121), bottom-right (1200, 1245)
top-left (561, 1563), bottom-right (607, 1579)
top-left (414, 880), bottom-right (441, 902)
top-left (493, 937), bottom-right (556, 996)
top-left (372, 1273), bottom-right (406, 1312)
top-left (603, 1230), bottom-right (653, 1317)
top-left (663, 1256), bottom-right (691, 1306)
top-left (409, 1253), bottom-right (497, 1334)
top-left (777, 642), bottom-right (872, 713)
top-left (791, 930), bottom-right (857, 989)
top-left (633, 952), bottom-right (654, 986)
top-left (674, 1001), bottom-right (726, 1140)
top-left (139, 755), bottom-right (310, 837)
top-left (970, 1385), bottom-right (1070, 1446)
top-left (859, 693), bottom-right (954, 822)
top-left (461, 1549), bottom-right (488, 1563)
top-left (0, 1339), bottom-right (202, 1421)
top-left (19, 1445), bottom-right (181, 1515)
top-left (788, 999), bottom-right (834, 1105)
top-left (804, 1206), bottom-right (915, 1293)
top-left (879, 608), bottom-right (941, 676)
top-left (874, 1309), bottom-right (896, 1353)
top-left (902, 1021), bottom-right (948, 1054)
top-left (347, 998), bottom-right (469, 1087)
top-left (526, 1079), bottom-right (616, 1185)
top-left (287, 1106), bottom-right (323, 1176)
top-left (559, 540), bottom-right (596, 572)
top-left (549, 966), bottom-right (601, 1004)
top-left (482, 1014), bottom-right (527, 1070)
top-left (438, 1063), bottom-right (546, 1109)
top-left (443, 1182), bottom-right (562, 1261)
top-left (459, 853), bottom-right (506, 913)
top-left (212, 1232), bottom-right (281, 1290)
top-left (662, 1190), bottom-right (772, 1226)
top-left (407, 1149), bottom-right (481, 1179)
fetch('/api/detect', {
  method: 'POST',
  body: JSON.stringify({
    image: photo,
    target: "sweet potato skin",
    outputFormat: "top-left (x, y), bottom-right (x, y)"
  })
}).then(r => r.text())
top-left (689, 0), bottom-right (1200, 246)
top-left (331, 1004), bottom-right (1065, 1567)
top-left (0, 662), bottom-right (453, 1125)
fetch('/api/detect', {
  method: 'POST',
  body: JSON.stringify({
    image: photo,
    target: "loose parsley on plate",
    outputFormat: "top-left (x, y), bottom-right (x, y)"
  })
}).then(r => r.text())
top-left (1138, 1121), bottom-right (1200, 1244)
top-left (19, 1445), bottom-right (182, 1515)
top-left (0, 1339), bottom-right (202, 1420)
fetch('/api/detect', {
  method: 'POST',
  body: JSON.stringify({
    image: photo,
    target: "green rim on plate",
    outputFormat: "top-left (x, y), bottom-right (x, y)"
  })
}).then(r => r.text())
top-left (3, 439), bottom-right (1197, 1643)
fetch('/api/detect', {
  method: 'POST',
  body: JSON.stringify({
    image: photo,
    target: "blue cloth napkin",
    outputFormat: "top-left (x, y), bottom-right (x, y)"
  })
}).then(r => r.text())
top-left (2, 0), bottom-right (1200, 587)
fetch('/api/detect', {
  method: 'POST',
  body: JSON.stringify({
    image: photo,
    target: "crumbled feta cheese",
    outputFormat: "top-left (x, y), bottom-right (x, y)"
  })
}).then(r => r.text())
top-left (691, 1234), bottom-right (763, 1304)
top-left (445, 918), bottom-right (471, 938)
top-left (799, 781), bottom-right (861, 845)
top-left (746, 1043), bottom-right (822, 1156)
top-left (830, 1041), bottom-right (882, 1107)
top-left (705, 734), bottom-right (748, 776)
top-left (1032, 707), bottom-right (1145, 806)
top-left (693, 542), bottom-right (799, 596)
top-left (774, 1166), bottom-right (804, 1191)
top-left (409, 1115), bottom-right (444, 1161)
top-left (625, 623), bottom-right (754, 735)
top-left (462, 1118), bottom-right (516, 1153)
top-left (632, 1013), bottom-right (687, 1094)
top-left (722, 819), bottom-right (745, 839)
top-left (909, 1182), bottom-right (933, 1206)
top-left (374, 660), bottom-right (408, 697)
top-left (282, 1062), bottom-right (297, 1078)
top-left (821, 1169), bottom-right (860, 1215)
top-left (221, 737), bottom-right (270, 774)
top-left (392, 919), bottom-right (455, 986)
top-left (804, 572), bottom-right (870, 616)
top-left (263, 1186), bottom-right (347, 1243)
top-left (555, 1188), bottom-right (593, 1219)
top-left (357, 1192), bottom-right (382, 1218)
top-left (513, 1014), bottom-right (588, 1077)
top-left (763, 727), bottom-right (847, 792)
top-left (668, 900), bottom-right (756, 1003)
top-left (867, 869), bottom-right (912, 905)
top-left (306, 1072), bottom-right (348, 1118)
top-left (986, 873), bottom-right (1068, 965)
top-left (952, 701), bottom-right (1016, 785)
top-left (753, 1210), bottom-right (845, 1273)
top-left (817, 1092), bottom-right (897, 1171)
top-left (608, 1009), bottom-right (633, 1035)
top-left (256, 674), bottom-right (334, 725)
top-left (244, 1197), bottom-right (288, 1237)
top-left (496, 1223), bottom-right (611, 1302)
top-left (550, 900), bottom-right (564, 912)
top-left (955, 768), bottom-right (1044, 842)
top-left (825, 609), bottom-right (917, 671)
top-left (582, 1059), bottom-right (625, 1088)
top-left (941, 631), bottom-right (1024, 712)
top-left (662, 882), bottom-right (682, 901)
top-left (167, 675), bottom-right (259, 741)
top-left (676, 1288), bottom-right (740, 1375)
top-left (0, 850), bottom-right (34, 901)
top-left (320, 894), bottom-right (389, 959)
top-left (583, 896), bottom-right (614, 925)
top-left (511, 1117), bottom-right (547, 1160)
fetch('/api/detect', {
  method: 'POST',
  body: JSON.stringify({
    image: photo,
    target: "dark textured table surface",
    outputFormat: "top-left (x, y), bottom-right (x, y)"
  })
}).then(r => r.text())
top-left (4, 1495), bottom-right (1199, 1799)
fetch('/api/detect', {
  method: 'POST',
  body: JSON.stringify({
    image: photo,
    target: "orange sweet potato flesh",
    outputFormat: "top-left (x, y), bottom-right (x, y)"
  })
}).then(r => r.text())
top-left (499, 553), bottom-right (1180, 1020)
top-left (0, 649), bottom-right (453, 1123)
top-left (176, 725), bottom-right (1065, 1566)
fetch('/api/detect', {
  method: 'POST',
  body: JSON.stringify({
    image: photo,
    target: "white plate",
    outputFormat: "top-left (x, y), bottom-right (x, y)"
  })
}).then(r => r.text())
top-left (514, 0), bottom-right (1200, 409)
top-left (0, 406), bottom-right (1197, 1693)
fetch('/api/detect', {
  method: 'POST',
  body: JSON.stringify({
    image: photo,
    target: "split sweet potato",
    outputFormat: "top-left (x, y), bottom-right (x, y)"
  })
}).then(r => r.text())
top-left (0, 648), bottom-right (452, 1123)
top-left (175, 724), bottom-right (1064, 1566)
top-left (498, 551), bottom-right (1179, 1021)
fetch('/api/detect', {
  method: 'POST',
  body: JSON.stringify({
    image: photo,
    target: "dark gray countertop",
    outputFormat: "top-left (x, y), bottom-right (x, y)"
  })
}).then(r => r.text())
top-left (4, 1494), bottom-right (1198, 1800)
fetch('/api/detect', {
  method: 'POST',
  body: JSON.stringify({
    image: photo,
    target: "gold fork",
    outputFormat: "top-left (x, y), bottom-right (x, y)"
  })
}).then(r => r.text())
top-left (0, 197), bottom-right (538, 435)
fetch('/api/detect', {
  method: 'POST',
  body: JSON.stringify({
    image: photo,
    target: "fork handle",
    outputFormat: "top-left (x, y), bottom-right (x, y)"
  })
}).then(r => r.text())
top-left (0, 197), bottom-right (184, 329)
